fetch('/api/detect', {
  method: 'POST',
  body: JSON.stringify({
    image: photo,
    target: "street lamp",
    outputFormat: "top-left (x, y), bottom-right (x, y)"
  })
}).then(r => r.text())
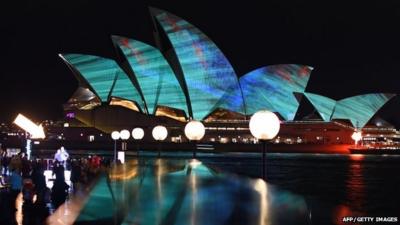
top-left (249, 110), bottom-right (280, 180)
top-left (118, 129), bottom-right (130, 163)
top-left (352, 130), bottom-right (362, 147)
top-left (120, 129), bottom-right (130, 139)
top-left (120, 129), bottom-right (130, 149)
top-left (132, 128), bottom-right (144, 157)
top-left (111, 131), bottom-right (120, 163)
top-left (184, 120), bottom-right (205, 158)
top-left (152, 125), bottom-right (168, 157)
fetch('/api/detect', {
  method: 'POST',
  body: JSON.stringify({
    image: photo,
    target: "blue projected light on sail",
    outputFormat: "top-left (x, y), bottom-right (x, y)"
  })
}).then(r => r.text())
top-left (332, 93), bottom-right (395, 128)
top-left (304, 92), bottom-right (336, 121)
top-left (151, 8), bottom-right (245, 119)
top-left (240, 64), bottom-right (313, 120)
top-left (60, 54), bottom-right (144, 111)
top-left (113, 36), bottom-right (189, 115)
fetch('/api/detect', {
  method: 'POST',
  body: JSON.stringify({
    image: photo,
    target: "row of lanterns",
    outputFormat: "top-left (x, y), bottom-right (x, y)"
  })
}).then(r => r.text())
top-left (111, 110), bottom-right (280, 144)
top-left (111, 121), bottom-right (206, 143)
top-left (110, 110), bottom-right (361, 146)
top-left (111, 127), bottom-right (145, 141)
top-left (110, 120), bottom-right (209, 162)
top-left (110, 111), bottom-right (280, 176)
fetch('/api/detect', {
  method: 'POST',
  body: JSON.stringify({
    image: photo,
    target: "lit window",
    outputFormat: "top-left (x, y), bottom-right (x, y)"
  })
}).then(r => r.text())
top-left (220, 137), bottom-right (228, 143)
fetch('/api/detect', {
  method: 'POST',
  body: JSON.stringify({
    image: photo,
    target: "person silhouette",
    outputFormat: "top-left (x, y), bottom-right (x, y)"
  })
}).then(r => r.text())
top-left (51, 170), bottom-right (69, 210)
top-left (54, 146), bottom-right (69, 168)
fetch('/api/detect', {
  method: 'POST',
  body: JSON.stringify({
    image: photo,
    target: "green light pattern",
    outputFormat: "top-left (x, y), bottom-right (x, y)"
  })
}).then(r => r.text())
top-left (304, 92), bottom-right (336, 121)
top-left (151, 8), bottom-right (245, 119)
top-left (113, 36), bottom-right (189, 115)
top-left (61, 54), bottom-right (115, 102)
top-left (240, 64), bottom-right (313, 120)
top-left (120, 161), bottom-right (225, 225)
top-left (61, 54), bottom-right (144, 110)
top-left (332, 93), bottom-right (395, 128)
top-left (76, 176), bottom-right (115, 222)
top-left (111, 69), bottom-right (145, 111)
top-left (75, 159), bottom-right (307, 225)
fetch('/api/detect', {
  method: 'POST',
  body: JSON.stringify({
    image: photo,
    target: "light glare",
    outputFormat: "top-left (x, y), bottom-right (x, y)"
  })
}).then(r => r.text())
top-left (13, 114), bottom-right (45, 139)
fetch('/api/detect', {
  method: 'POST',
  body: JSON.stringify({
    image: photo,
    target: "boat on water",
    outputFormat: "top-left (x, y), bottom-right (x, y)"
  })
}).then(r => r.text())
top-left (349, 145), bottom-right (400, 155)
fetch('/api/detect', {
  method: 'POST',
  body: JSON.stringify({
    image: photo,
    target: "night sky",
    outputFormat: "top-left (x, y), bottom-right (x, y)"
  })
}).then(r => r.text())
top-left (1, 1), bottom-right (400, 125)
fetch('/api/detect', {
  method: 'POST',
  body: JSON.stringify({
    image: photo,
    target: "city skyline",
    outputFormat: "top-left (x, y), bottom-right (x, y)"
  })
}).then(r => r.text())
top-left (1, 1), bottom-right (400, 124)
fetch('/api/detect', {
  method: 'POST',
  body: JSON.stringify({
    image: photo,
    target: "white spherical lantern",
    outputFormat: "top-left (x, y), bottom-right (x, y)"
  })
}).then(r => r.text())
top-left (111, 131), bottom-right (120, 140)
top-left (152, 125), bottom-right (168, 141)
top-left (249, 110), bottom-right (280, 140)
top-left (120, 129), bottom-right (130, 140)
top-left (132, 128), bottom-right (145, 140)
top-left (184, 120), bottom-right (205, 141)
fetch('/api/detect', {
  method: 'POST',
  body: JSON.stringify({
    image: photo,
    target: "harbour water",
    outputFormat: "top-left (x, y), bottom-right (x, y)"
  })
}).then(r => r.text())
top-left (74, 151), bottom-right (400, 224)
top-left (199, 152), bottom-right (400, 224)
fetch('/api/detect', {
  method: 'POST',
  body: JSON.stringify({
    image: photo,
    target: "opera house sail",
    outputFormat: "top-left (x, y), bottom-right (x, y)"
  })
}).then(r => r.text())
top-left (60, 54), bottom-right (146, 112)
top-left (239, 64), bottom-right (312, 120)
top-left (303, 92), bottom-right (336, 122)
top-left (331, 93), bottom-right (395, 128)
top-left (150, 7), bottom-right (245, 120)
top-left (112, 36), bottom-right (189, 116)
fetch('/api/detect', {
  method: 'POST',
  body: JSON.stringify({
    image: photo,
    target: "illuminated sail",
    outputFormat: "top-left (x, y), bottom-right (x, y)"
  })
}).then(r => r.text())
top-left (240, 64), bottom-right (313, 120)
top-left (304, 92), bottom-right (336, 121)
top-left (332, 93), bottom-right (395, 128)
top-left (151, 8), bottom-right (245, 119)
top-left (60, 54), bottom-right (145, 111)
top-left (113, 36), bottom-right (189, 115)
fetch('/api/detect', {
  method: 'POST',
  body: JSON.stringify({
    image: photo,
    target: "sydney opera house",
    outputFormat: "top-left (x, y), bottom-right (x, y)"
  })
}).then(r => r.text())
top-left (57, 8), bottom-right (398, 149)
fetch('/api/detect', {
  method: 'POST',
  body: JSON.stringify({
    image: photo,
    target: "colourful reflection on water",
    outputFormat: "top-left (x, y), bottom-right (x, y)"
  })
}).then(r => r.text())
top-left (346, 155), bottom-right (366, 215)
top-left (349, 154), bottom-right (365, 161)
top-left (48, 158), bottom-right (309, 225)
top-left (333, 155), bottom-right (366, 225)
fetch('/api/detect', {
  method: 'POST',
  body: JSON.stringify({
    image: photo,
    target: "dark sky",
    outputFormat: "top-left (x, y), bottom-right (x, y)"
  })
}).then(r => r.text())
top-left (1, 1), bottom-right (400, 124)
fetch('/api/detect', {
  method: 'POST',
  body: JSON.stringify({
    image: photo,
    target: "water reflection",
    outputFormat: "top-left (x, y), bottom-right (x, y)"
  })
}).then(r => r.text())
top-left (346, 156), bottom-right (366, 213)
top-left (44, 158), bottom-right (309, 225)
top-left (254, 179), bottom-right (270, 225)
top-left (331, 154), bottom-right (366, 225)
top-left (190, 169), bottom-right (197, 225)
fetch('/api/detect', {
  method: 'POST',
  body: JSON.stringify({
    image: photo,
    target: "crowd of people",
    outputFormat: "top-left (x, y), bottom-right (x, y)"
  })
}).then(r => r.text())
top-left (0, 147), bottom-right (112, 225)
